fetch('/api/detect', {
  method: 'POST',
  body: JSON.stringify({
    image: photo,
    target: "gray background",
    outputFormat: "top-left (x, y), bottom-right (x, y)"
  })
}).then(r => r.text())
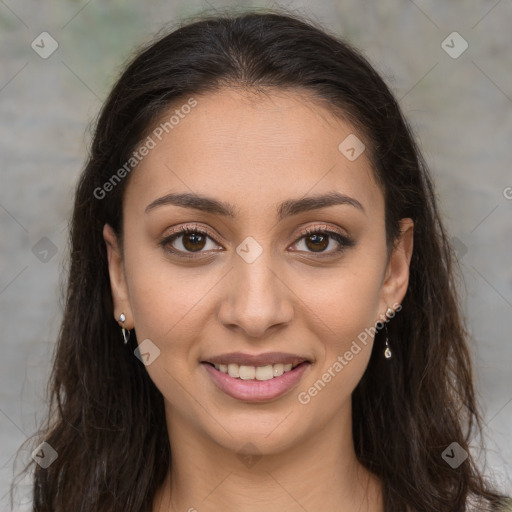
top-left (1, 0), bottom-right (511, 509)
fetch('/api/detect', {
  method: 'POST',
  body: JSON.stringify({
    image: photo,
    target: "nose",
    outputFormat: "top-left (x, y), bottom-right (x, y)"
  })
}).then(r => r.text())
top-left (217, 247), bottom-right (294, 339)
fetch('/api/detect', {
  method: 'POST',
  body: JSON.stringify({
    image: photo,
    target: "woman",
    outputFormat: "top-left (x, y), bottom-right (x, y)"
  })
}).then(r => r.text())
top-left (14, 8), bottom-right (511, 512)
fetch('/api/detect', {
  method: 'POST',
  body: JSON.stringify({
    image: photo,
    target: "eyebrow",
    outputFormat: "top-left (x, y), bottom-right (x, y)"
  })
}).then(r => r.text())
top-left (144, 191), bottom-right (365, 220)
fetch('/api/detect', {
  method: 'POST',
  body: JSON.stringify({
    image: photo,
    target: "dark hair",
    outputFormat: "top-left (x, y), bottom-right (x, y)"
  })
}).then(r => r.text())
top-left (11, 7), bottom-right (510, 512)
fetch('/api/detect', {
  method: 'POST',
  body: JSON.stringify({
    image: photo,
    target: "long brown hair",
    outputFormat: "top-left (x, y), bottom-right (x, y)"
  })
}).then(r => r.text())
top-left (10, 7), bottom-right (510, 511)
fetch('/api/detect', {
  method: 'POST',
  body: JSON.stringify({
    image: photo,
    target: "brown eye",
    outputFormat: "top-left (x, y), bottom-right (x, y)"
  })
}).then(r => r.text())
top-left (291, 227), bottom-right (354, 256)
top-left (160, 226), bottom-right (222, 258)
top-left (182, 232), bottom-right (207, 252)
top-left (304, 233), bottom-right (329, 252)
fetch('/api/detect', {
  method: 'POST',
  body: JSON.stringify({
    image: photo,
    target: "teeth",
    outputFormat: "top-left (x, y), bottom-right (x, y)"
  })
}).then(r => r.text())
top-left (273, 364), bottom-right (284, 377)
top-left (239, 365), bottom-right (256, 380)
top-left (212, 362), bottom-right (302, 380)
top-left (227, 363), bottom-right (239, 378)
top-left (255, 365), bottom-right (273, 380)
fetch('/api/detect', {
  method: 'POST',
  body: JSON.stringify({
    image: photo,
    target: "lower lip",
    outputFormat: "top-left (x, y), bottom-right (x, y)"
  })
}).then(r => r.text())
top-left (202, 362), bottom-right (310, 403)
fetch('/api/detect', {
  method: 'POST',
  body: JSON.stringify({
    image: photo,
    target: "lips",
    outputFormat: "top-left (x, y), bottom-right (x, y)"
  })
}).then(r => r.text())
top-left (201, 352), bottom-right (311, 402)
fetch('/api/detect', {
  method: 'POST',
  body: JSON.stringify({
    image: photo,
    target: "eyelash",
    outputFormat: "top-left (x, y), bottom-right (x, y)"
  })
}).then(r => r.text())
top-left (159, 224), bottom-right (354, 259)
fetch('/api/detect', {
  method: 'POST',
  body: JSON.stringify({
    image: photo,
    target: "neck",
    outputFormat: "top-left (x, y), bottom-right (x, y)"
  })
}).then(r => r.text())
top-left (153, 400), bottom-right (383, 512)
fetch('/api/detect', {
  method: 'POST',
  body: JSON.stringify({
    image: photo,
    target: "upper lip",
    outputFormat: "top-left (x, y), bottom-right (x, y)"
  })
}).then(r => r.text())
top-left (202, 352), bottom-right (311, 367)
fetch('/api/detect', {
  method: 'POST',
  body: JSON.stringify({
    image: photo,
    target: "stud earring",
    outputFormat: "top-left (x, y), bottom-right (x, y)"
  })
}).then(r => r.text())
top-left (117, 313), bottom-right (130, 344)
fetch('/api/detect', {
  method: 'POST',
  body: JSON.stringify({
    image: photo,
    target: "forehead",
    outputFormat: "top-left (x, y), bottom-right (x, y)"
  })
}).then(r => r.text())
top-left (125, 87), bottom-right (383, 218)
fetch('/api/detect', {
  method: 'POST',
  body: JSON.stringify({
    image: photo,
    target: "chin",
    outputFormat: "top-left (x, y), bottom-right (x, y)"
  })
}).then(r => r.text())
top-left (203, 411), bottom-right (309, 456)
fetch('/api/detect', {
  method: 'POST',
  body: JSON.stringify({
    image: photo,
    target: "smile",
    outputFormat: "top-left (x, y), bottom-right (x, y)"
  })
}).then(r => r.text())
top-left (201, 359), bottom-right (311, 403)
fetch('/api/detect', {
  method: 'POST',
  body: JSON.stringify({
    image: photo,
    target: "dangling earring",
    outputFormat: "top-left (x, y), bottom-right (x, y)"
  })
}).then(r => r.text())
top-left (383, 324), bottom-right (392, 359)
top-left (384, 307), bottom-right (394, 359)
top-left (117, 313), bottom-right (130, 344)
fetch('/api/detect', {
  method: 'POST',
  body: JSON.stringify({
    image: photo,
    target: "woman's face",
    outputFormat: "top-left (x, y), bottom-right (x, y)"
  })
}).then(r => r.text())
top-left (104, 87), bottom-right (413, 455)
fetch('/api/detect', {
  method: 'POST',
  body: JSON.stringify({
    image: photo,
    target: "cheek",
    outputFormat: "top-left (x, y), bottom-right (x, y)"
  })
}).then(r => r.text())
top-left (122, 233), bottom-right (207, 339)
top-left (303, 259), bottom-right (384, 346)
top-left (122, 240), bottom-right (224, 386)
top-left (295, 259), bottom-right (384, 402)
top-left (122, 252), bottom-right (212, 416)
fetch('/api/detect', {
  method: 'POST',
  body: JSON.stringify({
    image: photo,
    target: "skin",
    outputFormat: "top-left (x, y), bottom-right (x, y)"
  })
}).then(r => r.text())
top-left (103, 87), bottom-right (414, 512)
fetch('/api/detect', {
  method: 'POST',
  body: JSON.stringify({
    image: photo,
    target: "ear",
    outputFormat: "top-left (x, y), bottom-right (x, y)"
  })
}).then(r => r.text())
top-left (379, 218), bottom-right (414, 314)
top-left (103, 223), bottom-right (134, 329)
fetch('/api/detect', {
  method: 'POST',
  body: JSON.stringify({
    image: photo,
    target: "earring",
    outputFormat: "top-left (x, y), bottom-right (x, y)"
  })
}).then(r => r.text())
top-left (383, 307), bottom-right (394, 359)
top-left (117, 313), bottom-right (130, 345)
top-left (383, 323), bottom-right (392, 359)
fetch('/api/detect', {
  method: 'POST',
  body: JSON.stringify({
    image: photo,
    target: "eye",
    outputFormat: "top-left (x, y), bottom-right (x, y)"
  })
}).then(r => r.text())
top-left (159, 225), bottom-right (222, 258)
top-left (290, 226), bottom-right (354, 255)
